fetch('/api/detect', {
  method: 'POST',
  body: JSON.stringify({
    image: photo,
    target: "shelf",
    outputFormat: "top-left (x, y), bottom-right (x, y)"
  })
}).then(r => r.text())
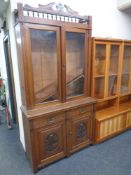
top-left (122, 72), bottom-right (129, 75)
top-left (110, 56), bottom-right (118, 58)
top-left (96, 101), bottom-right (131, 121)
top-left (120, 93), bottom-right (131, 97)
top-left (109, 73), bottom-right (117, 76)
top-left (124, 56), bottom-right (131, 58)
top-left (96, 106), bottom-right (118, 121)
top-left (119, 101), bottom-right (131, 112)
top-left (97, 95), bottom-right (118, 103)
top-left (95, 75), bottom-right (105, 78)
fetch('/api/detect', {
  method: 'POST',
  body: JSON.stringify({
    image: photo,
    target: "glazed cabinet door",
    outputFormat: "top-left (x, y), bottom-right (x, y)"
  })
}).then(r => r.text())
top-left (93, 44), bottom-right (106, 99)
top-left (62, 28), bottom-right (89, 101)
top-left (66, 112), bottom-right (93, 154)
top-left (108, 45), bottom-right (119, 97)
top-left (121, 44), bottom-right (131, 95)
top-left (22, 24), bottom-right (61, 107)
top-left (92, 40), bottom-right (121, 100)
top-left (33, 120), bottom-right (66, 167)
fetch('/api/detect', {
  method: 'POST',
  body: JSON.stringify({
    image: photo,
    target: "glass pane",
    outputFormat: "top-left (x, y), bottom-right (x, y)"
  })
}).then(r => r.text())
top-left (95, 77), bottom-right (104, 99)
top-left (95, 44), bottom-right (106, 76)
top-left (108, 76), bottom-right (117, 96)
top-left (121, 45), bottom-right (131, 95)
top-left (31, 29), bottom-right (58, 103)
top-left (109, 45), bottom-right (119, 75)
top-left (121, 74), bottom-right (129, 94)
top-left (122, 46), bottom-right (131, 74)
top-left (66, 32), bottom-right (85, 98)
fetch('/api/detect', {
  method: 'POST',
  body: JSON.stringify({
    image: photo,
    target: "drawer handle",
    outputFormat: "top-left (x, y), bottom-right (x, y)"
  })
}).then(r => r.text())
top-left (79, 108), bottom-right (87, 114)
top-left (48, 117), bottom-right (54, 123)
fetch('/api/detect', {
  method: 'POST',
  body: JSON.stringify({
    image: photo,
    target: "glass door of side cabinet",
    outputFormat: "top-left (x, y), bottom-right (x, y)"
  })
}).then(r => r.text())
top-left (94, 44), bottom-right (106, 99)
top-left (95, 44), bottom-right (106, 77)
top-left (95, 77), bottom-right (105, 99)
top-left (108, 45), bottom-right (119, 96)
top-left (27, 25), bottom-right (61, 105)
top-left (121, 45), bottom-right (131, 95)
top-left (63, 29), bottom-right (88, 100)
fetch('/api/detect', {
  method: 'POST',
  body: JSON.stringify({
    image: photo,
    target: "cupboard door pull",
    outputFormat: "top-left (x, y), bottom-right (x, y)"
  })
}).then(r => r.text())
top-left (48, 117), bottom-right (54, 123)
top-left (79, 108), bottom-right (86, 113)
top-left (69, 131), bottom-right (72, 135)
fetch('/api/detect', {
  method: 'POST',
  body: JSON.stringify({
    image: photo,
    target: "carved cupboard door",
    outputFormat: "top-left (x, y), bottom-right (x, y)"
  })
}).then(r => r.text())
top-left (35, 121), bottom-right (66, 166)
top-left (66, 114), bottom-right (92, 154)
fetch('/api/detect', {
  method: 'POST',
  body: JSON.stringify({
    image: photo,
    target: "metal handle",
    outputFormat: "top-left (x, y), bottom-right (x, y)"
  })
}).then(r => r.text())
top-left (79, 108), bottom-right (87, 113)
top-left (48, 117), bottom-right (54, 123)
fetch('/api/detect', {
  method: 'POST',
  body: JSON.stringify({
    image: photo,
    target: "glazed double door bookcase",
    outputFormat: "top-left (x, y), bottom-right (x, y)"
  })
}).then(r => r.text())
top-left (15, 3), bottom-right (96, 172)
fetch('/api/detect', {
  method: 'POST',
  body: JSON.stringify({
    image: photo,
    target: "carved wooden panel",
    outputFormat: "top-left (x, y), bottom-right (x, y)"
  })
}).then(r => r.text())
top-left (76, 122), bottom-right (87, 139)
top-left (45, 132), bottom-right (59, 152)
top-left (16, 2), bottom-right (90, 24)
top-left (36, 121), bottom-right (66, 165)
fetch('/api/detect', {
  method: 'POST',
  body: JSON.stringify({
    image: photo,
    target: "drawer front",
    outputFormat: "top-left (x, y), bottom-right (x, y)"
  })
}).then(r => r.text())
top-left (31, 113), bottom-right (65, 129)
top-left (67, 105), bottom-right (93, 117)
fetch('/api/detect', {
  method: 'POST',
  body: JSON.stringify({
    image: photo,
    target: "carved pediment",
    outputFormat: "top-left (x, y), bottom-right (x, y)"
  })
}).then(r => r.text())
top-left (23, 2), bottom-right (88, 20)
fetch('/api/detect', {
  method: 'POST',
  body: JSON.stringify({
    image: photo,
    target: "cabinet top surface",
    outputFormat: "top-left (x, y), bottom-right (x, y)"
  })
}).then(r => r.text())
top-left (21, 97), bottom-right (96, 119)
top-left (92, 37), bottom-right (131, 43)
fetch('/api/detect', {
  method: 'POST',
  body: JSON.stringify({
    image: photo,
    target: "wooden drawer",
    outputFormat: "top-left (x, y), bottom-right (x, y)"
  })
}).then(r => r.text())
top-left (30, 113), bottom-right (65, 129)
top-left (66, 105), bottom-right (93, 117)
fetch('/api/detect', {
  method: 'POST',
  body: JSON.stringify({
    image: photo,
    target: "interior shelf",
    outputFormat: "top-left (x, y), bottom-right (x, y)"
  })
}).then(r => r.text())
top-left (97, 95), bottom-right (118, 103)
top-left (120, 93), bottom-right (131, 97)
top-left (122, 72), bottom-right (129, 75)
top-left (109, 73), bottom-right (117, 76)
top-left (95, 74), bottom-right (105, 78)
top-left (119, 101), bottom-right (131, 112)
top-left (96, 106), bottom-right (118, 121)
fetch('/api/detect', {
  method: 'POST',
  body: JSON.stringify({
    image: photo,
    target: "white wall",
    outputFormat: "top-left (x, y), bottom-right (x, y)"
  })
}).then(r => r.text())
top-left (0, 29), bottom-right (12, 120)
top-left (0, 4), bottom-right (25, 148)
top-left (5, 3), bottom-right (25, 149)
top-left (3, 0), bottom-right (131, 149)
top-left (0, 30), bottom-right (7, 79)
top-left (117, 0), bottom-right (131, 10)
top-left (11, 0), bottom-right (131, 39)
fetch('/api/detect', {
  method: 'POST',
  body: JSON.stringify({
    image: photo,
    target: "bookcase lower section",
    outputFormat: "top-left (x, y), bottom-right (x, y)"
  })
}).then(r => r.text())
top-left (22, 98), bottom-right (96, 172)
top-left (95, 111), bottom-right (131, 143)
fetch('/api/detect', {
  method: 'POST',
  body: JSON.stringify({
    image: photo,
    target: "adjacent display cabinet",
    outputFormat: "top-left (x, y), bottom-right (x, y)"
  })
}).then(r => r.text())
top-left (15, 3), bottom-right (96, 172)
top-left (92, 38), bottom-right (131, 143)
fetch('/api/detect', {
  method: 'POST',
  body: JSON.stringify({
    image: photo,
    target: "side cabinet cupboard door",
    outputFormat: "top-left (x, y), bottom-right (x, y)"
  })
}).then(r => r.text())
top-left (34, 121), bottom-right (66, 167)
top-left (67, 114), bottom-right (92, 154)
